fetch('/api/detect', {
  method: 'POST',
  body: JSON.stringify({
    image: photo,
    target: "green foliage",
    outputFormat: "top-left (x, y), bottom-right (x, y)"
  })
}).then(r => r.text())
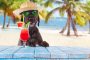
top-left (39, 10), bottom-right (48, 19)
top-left (45, 7), bottom-right (60, 23)
top-left (45, 11), bottom-right (53, 23)
top-left (74, 11), bottom-right (90, 26)
top-left (0, 0), bottom-right (28, 16)
top-left (30, 0), bottom-right (43, 3)
top-left (30, 0), bottom-right (43, 5)
top-left (44, 1), bottom-right (53, 7)
top-left (81, 1), bottom-right (90, 21)
top-left (0, 0), bottom-right (28, 28)
top-left (0, 0), bottom-right (28, 13)
top-left (11, 0), bottom-right (28, 10)
top-left (44, 0), bottom-right (90, 27)
top-left (59, 7), bottom-right (66, 17)
top-left (24, 22), bottom-right (30, 28)
top-left (74, 16), bottom-right (87, 26)
top-left (0, 0), bottom-right (9, 10)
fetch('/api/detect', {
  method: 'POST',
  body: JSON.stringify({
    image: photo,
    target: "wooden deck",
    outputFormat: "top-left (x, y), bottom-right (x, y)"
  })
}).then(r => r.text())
top-left (0, 46), bottom-right (90, 60)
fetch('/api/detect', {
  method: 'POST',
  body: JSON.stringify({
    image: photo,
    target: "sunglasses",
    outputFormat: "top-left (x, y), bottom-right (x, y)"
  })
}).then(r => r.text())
top-left (21, 10), bottom-right (38, 17)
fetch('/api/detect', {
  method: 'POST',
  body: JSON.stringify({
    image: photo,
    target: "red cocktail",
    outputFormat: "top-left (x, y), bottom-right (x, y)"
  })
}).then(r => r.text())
top-left (20, 29), bottom-right (30, 47)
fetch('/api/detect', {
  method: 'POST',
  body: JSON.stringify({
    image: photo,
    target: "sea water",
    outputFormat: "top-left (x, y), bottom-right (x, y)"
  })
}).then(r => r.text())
top-left (0, 16), bottom-right (89, 31)
top-left (39, 17), bottom-right (89, 31)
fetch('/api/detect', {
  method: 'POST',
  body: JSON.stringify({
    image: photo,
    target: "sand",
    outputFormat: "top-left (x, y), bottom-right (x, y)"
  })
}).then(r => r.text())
top-left (0, 28), bottom-right (90, 48)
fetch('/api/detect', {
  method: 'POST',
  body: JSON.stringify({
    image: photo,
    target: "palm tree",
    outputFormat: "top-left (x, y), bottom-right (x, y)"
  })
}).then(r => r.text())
top-left (0, 0), bottom-right (14, 28)
top-left (89, 20), bottom-right (90, 34)
top-left (0, 0), bottom-right (27, 29)
top-left (44, 0), bottom-right (90, 36)
top-left (7, 0), bottom-right (28, 27)
top-left (82, 0), bottom-right (90, 34)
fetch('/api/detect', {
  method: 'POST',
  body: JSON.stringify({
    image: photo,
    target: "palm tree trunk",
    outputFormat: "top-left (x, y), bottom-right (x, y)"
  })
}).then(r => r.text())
top-left (66, 8), bottom-right (72, 36)
top-left (67, 16), bottom-right (71, 36)
top-left (7, 17), bottom-right (10, 27)
top-left (71, 18), bottom-right (78, 36)
top-left (2, 11), bottom-right (6, 29)
top-left (60, 20), bottom-right (68, 33)
top-left (89, 20), bottom-right (90, 34)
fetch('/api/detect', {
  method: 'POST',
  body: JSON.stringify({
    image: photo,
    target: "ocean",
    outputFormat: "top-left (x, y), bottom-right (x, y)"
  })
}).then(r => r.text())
top-left (0, 15), bottom-right (89, 31)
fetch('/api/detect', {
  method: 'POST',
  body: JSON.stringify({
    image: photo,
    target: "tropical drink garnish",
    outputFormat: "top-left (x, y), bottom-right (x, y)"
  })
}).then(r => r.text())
top-left (17, 22), bottom-right (24, 28)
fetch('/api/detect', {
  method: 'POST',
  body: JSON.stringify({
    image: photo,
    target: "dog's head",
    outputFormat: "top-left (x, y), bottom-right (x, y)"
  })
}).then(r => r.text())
top-left (20, 10), bottom-right (40, 26)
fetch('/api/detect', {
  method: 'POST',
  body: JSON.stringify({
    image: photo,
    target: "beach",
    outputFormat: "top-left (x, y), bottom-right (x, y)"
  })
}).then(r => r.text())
top-left (0, 28), bottom-right (90, 48)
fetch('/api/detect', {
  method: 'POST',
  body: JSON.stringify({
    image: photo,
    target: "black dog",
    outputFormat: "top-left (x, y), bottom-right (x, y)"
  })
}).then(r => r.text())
top-left (18, 10), bottom-right (49, 47)
top-left (28, 26), bottom-right (49, 47)
top-left (18, 22), bottom-right (49, 47)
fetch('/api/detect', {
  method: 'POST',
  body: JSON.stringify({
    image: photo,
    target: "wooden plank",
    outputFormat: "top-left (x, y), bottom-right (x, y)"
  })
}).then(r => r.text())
top-left (13, 46), bottom-right (34, 58)
top-left (37, 58), bottom-right (69, 60)
top-left (35, 47), bottom-right (50, 58)
top-left (58, 47), bottom-right (89, 59)
top-left (70, 47), bottom-right (90, 59)
top-left (36, 59), bottom-right (60, 60)
top-left (69, 59), bottom-right (90, 60)
top-left (0, 58), bottom-right (36, 60)
top-left (67, 47), bottom-right (90, 59)
top-left (71, 47), bottom-right (90, 54)
top-left (36, 59), bottom-right (51, 60)
top-left (0, 46), bottom-right (21, 58)
top-left (0, 46), bottom-right (11, 52)
top-left (47, 46), bottom-right (68, 59)
top-left (0, 59), bottom-right (89, 60)
top-left (0, 46), bottom-right (89, 59)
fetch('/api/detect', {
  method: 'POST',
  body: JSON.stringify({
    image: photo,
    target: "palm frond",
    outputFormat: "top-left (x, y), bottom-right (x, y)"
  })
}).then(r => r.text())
top-left (69, 1), bottom-right (77, 8)
top-left (74, 16), bottom-right (87, 26)
top-left (39, 10), bottom-right (48, 19)
top-left (50, 0), bottom-right (63, 4)
top-left (44, 0), bottom-right (53, 7)
top-left (45, 7), bottom-right (60, 23)
top-left (59, 7), bottom-right (66, 17)
top-left (74, 11), bottom-right (89, 26)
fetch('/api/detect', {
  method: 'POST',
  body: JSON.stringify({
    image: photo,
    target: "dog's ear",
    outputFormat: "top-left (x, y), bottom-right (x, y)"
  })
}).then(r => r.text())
top-left (37, 16), bottom-right (40, 26)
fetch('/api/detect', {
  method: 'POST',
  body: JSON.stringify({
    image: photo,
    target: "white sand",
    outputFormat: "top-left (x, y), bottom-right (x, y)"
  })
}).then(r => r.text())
top-left (0, 28), bottom-right (90, 48)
